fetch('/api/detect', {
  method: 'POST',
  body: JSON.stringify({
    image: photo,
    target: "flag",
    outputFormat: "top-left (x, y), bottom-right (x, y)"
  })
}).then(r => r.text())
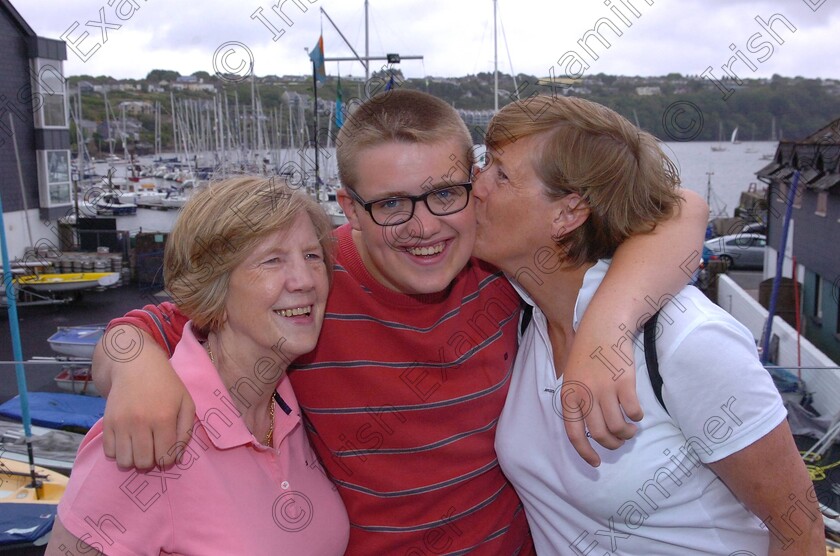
top-left (335, 75), bottom-right (343, 129)
top-left (309, 35), bottom-right (326, 84)
top-left (385, 73), bottom-right (395, 91)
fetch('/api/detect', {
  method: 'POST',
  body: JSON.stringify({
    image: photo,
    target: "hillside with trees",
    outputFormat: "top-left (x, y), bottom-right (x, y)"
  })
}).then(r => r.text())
top-left (67, 70), bottom-right (840, 155)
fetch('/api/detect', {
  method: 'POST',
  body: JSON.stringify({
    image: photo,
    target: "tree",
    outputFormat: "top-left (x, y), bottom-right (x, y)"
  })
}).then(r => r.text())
top-left (145, 69), bottom-right (181, 83)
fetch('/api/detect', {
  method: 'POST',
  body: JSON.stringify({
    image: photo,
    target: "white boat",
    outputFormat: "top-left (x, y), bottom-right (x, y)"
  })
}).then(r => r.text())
top-left (54, 365), bottom-right (100, 397)
top-left (134, 190), bottom-right (168, 208)
top-left (161, 193), bottom-right (188, 209)
top-left (93, 192), bottom-right (137, 215)
top-left (47, 325), bottom-right (105, 358)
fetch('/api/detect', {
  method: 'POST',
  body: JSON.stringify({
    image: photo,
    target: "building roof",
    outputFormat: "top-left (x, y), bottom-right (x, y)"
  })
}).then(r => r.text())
top-left (757, 120), bottom-right (840, 192)
top-left (1, 0), bottom-right (35, 37)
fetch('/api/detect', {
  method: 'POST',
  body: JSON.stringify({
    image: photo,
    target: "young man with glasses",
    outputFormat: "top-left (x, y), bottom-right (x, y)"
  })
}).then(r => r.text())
top-left (92, 89), bottom-right (708, 554)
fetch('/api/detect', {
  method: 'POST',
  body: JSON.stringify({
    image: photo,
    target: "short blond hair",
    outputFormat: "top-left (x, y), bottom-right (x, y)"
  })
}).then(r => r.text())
top-left (336, 89), bottom-right (472, 190)
top-left (486, 95), bottom-right (682, 265)
top-left (164, 176), bottom-right (334, 335)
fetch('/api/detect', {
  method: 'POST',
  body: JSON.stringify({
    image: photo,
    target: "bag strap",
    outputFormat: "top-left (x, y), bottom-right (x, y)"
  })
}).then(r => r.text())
top-left (643, 310), bottom-right (668, 415)
top-left (520, 303), bottom-right (533, 336)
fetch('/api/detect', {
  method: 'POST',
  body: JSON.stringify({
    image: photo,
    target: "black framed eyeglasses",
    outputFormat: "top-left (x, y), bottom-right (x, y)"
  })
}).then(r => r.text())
top-left (346, 182), bottom-right (473, 226)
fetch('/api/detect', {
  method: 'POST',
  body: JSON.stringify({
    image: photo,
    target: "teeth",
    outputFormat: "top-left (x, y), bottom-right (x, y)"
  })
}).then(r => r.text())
top-left (407, 243), bottom-right (445, 256)
top-left (277, 306), bottom-right (312, 317)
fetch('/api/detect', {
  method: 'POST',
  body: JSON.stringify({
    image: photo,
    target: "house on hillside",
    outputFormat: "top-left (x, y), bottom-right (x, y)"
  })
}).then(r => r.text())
top-left (0, 0), bottom-right (71, 258)
top-left (757, 118), bottom-right (840, 362)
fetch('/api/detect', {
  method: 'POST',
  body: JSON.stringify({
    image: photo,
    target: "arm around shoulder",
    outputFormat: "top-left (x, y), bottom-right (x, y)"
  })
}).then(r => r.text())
top-left (93, 325), bottom-right (194, 469)
top-left (560, 189), bottom-right (708, 465)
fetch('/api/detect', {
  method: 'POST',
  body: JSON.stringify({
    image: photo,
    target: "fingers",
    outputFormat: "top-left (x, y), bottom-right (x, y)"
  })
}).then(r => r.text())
top-left (168, 395), bottom-right (198, 465)
top-left (152, 424), bottom-right (179, 469)
top-left (618, 385), bottom-right (644, 423)
top-left (564, 418), bottom-right (600, 467)
top-left (583, 404), bottom-right (624, 451)
top-left (557, 378), bottom-right (643, 467)
top-left (599, 399), bottom-right (637, 443)
top-left (557, 381), bottom-right (600, 467)
top-left (131, 429), bottom-right (157, 470)
top-left (113, 424), bottom-right (138, 469)
top-left (102, 421), bottom-right (116, 459)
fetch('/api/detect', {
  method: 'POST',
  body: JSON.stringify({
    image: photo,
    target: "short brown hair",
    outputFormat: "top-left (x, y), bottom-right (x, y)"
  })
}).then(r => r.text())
top-left (485, 95), bottom-right (682, 265)
top-left (164, 176), bottom-right (334, 335)
top-left (336, 89), bottom-right (473, 190)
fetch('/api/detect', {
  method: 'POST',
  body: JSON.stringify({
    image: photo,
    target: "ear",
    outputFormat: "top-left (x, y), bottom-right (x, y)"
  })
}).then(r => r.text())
top-left (551, 193), bottom-right (590, 240)
top-left (337, 189), bottom-right (363, 231)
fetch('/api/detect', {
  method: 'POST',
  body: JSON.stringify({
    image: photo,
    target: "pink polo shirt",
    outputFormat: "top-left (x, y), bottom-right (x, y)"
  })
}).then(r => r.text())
top-left (58, 323), bottom-right (349, 556)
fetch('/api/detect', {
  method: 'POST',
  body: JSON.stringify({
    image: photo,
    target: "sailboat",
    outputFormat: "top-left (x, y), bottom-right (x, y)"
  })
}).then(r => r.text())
top-left (0, 178), bottom-right (68, 550)
top-left (730, 126), bottom-right (740, 145)
top-left (711, 122), bottom-right (727, 152)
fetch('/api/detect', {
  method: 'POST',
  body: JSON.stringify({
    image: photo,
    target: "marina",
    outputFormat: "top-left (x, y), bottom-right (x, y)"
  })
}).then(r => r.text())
top-left (1, 0), bottom-right (839, 552)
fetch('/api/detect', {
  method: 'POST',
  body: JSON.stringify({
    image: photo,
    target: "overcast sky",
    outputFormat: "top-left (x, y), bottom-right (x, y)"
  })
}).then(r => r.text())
top-left (11, 0), bottom-right (840, 80)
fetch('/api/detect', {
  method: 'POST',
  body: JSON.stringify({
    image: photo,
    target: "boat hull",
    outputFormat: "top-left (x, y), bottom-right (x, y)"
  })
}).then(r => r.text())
top-left (54, 365), bottom-right (100, 397)
top-left (0, 423), bottom-right (82, 472)
top-left (0, 458), bottom-right (68, 503)
top-left (47, 326), bottom-right (105, 359)
top-left (15, 273), bottom-right (119, 293)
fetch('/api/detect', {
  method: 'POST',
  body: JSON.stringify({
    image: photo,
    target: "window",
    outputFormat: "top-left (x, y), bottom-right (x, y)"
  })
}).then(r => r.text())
top-left (40, 150), bottom-right (72, 205)
top-left (816, 191), bottom-right (828, 217)
top-left (31, 59), bottom-right (67, 128)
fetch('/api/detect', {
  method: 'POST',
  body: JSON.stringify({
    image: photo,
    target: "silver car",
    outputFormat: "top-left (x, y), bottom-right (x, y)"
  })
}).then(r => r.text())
top-left (704, 233), bottom-right (767, 270)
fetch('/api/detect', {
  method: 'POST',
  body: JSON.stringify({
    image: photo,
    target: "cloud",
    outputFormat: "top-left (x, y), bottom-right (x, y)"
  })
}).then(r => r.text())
top-left (10, 0), bottom-right (839, 79)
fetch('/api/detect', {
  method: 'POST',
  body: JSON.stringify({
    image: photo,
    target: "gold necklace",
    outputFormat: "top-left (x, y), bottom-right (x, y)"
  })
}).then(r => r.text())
top-left (206, 340), bottom-right (275, 446)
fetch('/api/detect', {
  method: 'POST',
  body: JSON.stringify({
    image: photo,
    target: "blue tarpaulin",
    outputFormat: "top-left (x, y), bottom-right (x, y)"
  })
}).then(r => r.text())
top-left (0, 392), bottom-right (104, 431)
top-left (0, 503), bottom-right (57, 546)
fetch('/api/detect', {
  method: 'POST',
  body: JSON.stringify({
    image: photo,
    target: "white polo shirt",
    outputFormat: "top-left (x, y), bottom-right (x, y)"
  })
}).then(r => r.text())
top-left (496, 260), bottom-right (787, 555)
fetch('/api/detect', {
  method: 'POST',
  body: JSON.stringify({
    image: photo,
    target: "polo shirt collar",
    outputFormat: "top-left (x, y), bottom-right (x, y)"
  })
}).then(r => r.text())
top-left (172, 323), bottom-right (297, 450)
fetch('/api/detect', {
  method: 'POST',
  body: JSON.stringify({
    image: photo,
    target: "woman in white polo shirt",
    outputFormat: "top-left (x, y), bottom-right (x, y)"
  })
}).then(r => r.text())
top-left (471, 95), bottom-right (823, 555)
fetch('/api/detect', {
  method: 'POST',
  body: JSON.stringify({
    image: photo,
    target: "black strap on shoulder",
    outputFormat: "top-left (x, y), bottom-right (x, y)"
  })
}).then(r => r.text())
top-left (520, 303), bottom-right (533, 336)
top-left (643, 310), bottom-right (668, 415)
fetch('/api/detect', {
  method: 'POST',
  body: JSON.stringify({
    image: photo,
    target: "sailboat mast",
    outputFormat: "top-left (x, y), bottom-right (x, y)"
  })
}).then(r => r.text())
top-left (365, 0), bottom-right (369, 81)
top-left (493, 0), bottom-right (498, 112)
top-left (312, 63), bottom-right (320, 198)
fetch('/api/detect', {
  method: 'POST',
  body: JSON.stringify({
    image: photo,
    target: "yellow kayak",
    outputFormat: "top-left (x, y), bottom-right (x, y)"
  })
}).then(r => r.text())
top-left (14, 272), bottom-right (119, 293)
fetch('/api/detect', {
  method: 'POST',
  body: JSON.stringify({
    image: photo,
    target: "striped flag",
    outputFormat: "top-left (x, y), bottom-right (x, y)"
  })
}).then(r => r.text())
top-left (309, 35), bottom-right (326, 84)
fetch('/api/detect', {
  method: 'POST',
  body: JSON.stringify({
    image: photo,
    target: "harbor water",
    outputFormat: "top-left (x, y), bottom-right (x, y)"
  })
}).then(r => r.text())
top-left (1, 141), bottom-right (778, 403)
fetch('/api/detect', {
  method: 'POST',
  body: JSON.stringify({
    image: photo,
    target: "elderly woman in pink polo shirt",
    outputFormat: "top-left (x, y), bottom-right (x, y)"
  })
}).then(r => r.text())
top-left (47, 177), bottom-right (349, 555)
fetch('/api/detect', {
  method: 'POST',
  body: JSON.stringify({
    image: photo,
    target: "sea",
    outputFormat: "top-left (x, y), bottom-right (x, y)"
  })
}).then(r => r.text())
top-left (94, 140), bottom-right (777, 236)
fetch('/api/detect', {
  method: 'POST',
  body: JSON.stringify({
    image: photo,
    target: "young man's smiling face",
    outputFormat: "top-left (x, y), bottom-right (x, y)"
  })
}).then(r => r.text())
top-left (339, 139), bottom-right (476, 295)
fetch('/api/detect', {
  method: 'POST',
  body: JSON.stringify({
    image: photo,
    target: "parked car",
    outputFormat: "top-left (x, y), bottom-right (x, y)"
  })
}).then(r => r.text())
top-left (741, 221), bottom-right (767, 235)
top-left (704, 233), bottom-right (767, 270)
